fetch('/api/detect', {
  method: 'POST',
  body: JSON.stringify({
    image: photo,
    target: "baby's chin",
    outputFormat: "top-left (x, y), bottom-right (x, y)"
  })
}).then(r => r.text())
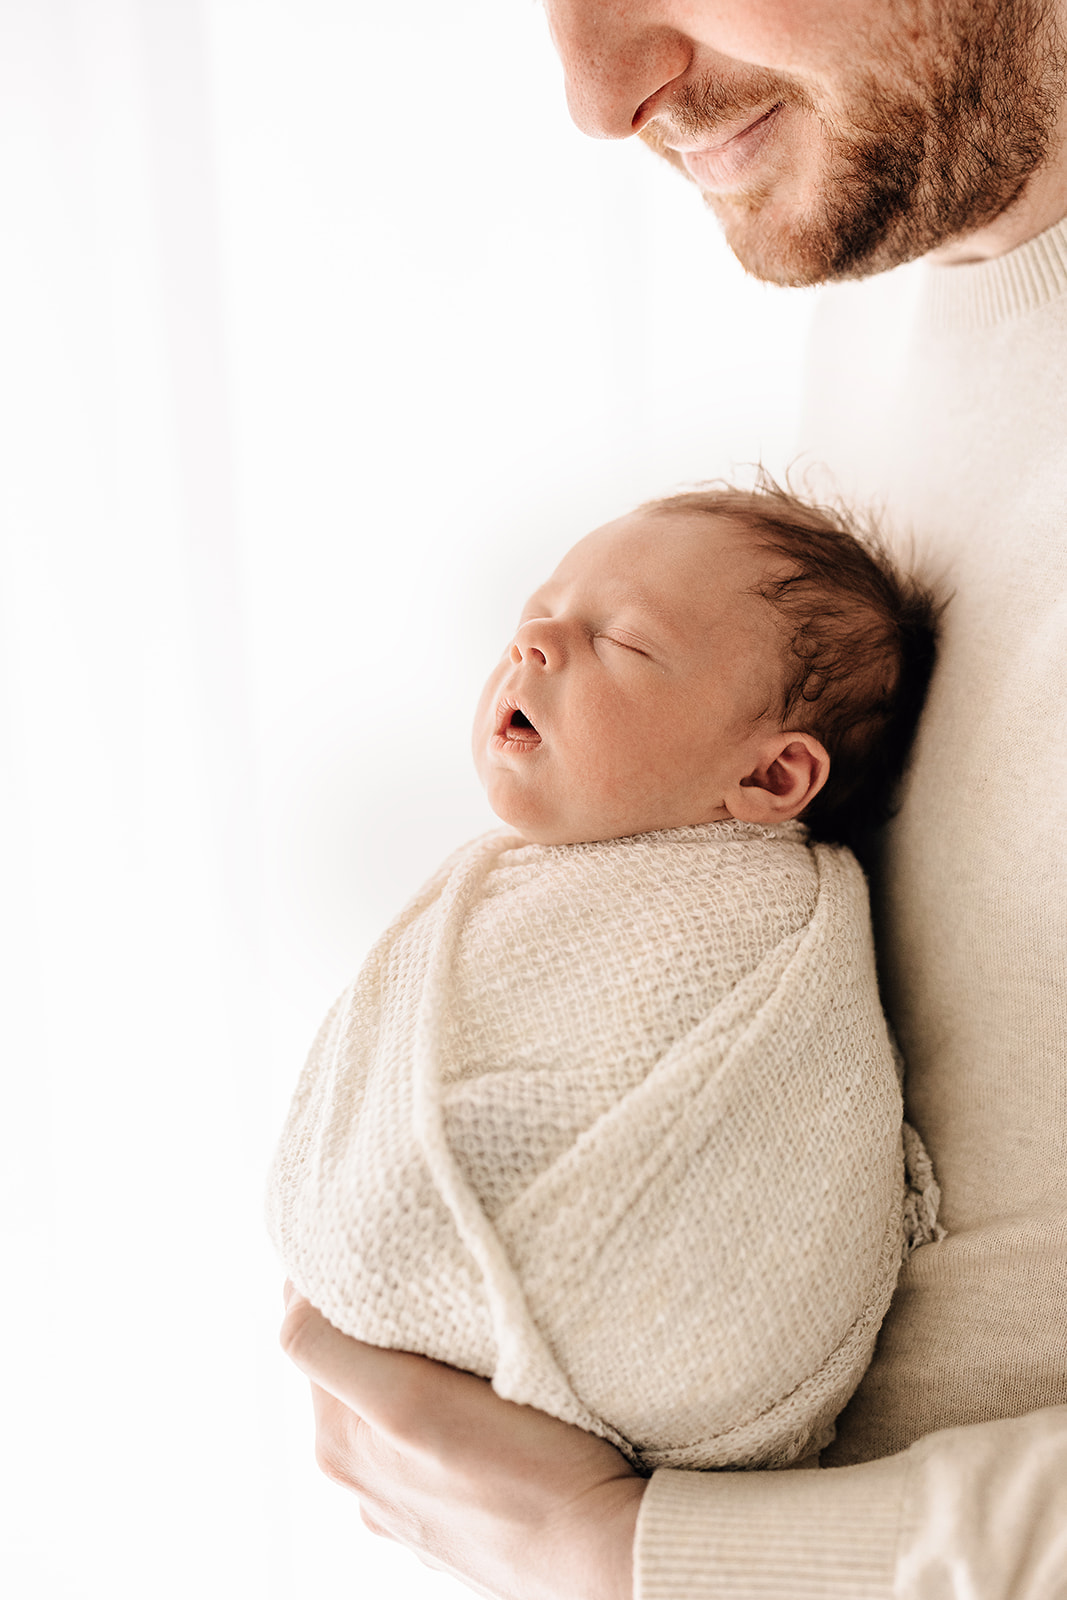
top-left (487, 809), bottom-right (588, 847)
top-left (486, 800), bottom-right (670, 848)
top-left (487, 793), bottom-right (740, 845)
top-left (485, 795), bottom-right (607, 847)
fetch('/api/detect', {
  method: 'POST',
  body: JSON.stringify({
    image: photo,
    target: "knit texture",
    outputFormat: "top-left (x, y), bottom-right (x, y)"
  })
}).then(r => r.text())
top-left (268, 819), bottom-right (921, 1472)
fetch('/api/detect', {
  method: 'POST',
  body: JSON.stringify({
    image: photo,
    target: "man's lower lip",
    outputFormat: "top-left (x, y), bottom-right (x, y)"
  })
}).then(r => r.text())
top-left (678, 105), bottom-right (782, 192)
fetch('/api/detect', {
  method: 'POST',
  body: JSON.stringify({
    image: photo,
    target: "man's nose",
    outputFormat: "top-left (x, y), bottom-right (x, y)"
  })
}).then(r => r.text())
top-left (542, 0), bottom-right (693, 140)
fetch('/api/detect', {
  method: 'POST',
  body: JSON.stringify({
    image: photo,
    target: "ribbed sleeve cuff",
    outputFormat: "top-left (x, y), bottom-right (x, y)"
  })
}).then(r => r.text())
top-left (634, 1456), bottom-right (909, 1600)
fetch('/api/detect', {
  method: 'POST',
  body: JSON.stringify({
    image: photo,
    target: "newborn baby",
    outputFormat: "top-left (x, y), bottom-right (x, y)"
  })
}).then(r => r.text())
top-left (268, 481), bottom-right (942, 1472)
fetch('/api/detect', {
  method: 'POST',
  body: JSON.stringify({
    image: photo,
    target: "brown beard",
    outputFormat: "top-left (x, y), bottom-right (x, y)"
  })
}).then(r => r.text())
top-left (639, 0), bottom-right (1067, 286)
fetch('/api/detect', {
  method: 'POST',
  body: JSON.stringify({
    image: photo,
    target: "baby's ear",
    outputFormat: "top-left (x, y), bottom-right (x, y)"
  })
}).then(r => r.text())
top-left (729, 733), bottom-right (830, 825)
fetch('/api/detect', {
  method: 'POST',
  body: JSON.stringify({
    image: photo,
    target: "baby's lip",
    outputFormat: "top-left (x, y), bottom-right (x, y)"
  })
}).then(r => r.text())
top-left (494, 696), bottom-right (542, 746)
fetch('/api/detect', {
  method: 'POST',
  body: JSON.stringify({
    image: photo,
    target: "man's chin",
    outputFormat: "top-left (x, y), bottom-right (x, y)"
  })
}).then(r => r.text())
top-left (704, 194), bottom-right (855, 288)
top-left (663, 161), bottom-right (923, 288)
top-left (639, 132), bottom-right (842, 288)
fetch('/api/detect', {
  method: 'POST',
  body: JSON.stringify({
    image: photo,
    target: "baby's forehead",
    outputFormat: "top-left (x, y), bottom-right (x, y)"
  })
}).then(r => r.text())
top-left (548, 509), bottom-right (783, 621)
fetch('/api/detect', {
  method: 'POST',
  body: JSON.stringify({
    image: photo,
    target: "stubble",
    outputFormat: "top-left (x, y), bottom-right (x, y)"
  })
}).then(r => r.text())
top-left (640, 0), bottom-right (1067, 285)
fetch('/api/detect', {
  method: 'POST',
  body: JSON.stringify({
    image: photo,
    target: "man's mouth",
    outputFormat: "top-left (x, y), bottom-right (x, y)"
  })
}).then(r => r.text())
top-left (661, 103), bottom-right (784, 193)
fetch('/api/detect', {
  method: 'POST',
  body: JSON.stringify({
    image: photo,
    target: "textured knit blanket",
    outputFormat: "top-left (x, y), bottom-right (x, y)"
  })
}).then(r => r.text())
top-left (268, 820), bottom-right (937, 1471)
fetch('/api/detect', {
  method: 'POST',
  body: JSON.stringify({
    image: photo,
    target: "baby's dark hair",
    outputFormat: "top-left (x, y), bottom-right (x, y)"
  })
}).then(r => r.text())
top-left (641, 476), bottom-right (942, 850)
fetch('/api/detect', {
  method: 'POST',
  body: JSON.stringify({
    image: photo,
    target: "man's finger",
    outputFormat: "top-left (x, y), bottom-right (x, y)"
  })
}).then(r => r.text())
top-left (308, 1380), bottom-right (373, 1488)
top-left (281, 1295), bottom-right (468, 1439)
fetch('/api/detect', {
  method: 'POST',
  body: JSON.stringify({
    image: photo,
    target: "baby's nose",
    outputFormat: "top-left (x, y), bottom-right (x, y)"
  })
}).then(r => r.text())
top-left (511, 616), bottom-right (560, 667)
top-left (510, 636), bottom-right (548, 667)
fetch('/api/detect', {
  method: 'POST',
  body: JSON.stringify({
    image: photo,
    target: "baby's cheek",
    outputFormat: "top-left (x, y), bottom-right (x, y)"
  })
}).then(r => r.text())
top-left (568, 698), bottom-right (622, 782)
top-left (576, 725), bottom-right (653, 812)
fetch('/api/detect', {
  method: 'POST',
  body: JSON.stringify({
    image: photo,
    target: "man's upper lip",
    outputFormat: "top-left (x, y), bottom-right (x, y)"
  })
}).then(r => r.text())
top-left (663, 103), bottom-right (780, 156)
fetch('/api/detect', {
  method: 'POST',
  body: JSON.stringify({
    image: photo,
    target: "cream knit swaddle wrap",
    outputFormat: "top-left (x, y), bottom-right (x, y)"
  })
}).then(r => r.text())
top-left (268, 820), bottom-right (920, 1471)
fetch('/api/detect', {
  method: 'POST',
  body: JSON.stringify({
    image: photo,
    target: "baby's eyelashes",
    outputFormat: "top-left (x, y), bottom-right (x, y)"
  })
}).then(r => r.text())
top-left (598, 631), bottom-right (651, 657)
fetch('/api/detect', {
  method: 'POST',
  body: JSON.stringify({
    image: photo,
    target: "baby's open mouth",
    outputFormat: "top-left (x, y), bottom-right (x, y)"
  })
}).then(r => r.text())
top-left (498, 702), bottom-right (542, 746)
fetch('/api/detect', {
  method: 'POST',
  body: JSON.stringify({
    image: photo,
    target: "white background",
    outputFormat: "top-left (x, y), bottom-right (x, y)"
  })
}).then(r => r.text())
top-left (0, 2), bottom-right (817, 1595)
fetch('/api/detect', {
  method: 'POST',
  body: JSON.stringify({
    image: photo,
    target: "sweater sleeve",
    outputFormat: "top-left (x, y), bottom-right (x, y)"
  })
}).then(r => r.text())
top-left (634, 1406), bottom-right (1067, 1600)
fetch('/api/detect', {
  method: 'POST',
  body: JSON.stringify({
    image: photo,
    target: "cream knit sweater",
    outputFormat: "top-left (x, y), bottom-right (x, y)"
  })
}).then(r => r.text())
top-left (636, 221), bottom-right (1067, 1597)
top-left (269, 820), bottom-right (926, 1472)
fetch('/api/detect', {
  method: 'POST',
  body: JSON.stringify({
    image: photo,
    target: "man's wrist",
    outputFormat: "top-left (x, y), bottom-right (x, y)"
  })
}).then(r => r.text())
top-left (568, 1474), bottom-right (646, 1600)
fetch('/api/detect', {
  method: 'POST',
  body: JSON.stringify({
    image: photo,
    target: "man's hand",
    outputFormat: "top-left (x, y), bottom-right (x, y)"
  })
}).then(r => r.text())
top-left (280, 1285), bottom-right (646, 1600)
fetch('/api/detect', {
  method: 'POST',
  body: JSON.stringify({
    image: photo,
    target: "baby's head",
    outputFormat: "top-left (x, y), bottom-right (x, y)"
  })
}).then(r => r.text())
top-left (473, 480), bottom-right (938, 849)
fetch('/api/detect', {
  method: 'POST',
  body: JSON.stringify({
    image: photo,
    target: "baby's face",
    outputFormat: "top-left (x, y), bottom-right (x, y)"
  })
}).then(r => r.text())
top-left (473, 509), bottom-right (790, 845)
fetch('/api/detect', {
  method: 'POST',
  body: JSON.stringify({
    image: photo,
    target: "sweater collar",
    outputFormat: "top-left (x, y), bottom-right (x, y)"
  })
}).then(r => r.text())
top-left (920, 213), bottom-right (1067, 332)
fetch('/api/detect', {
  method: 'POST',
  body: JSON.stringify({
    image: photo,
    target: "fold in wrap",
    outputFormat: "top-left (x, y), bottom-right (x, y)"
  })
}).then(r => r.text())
top-left (268, 820), bottom-right (937, 1471)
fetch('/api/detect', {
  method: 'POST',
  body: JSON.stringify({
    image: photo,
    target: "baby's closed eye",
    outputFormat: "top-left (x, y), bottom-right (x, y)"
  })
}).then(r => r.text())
top-left (598, 631), bottom-right (650, 656)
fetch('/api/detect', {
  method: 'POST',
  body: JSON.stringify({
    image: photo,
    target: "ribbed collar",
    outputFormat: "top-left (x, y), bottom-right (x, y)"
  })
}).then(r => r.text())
top-left (920, 214), bottom-right (1067, 332)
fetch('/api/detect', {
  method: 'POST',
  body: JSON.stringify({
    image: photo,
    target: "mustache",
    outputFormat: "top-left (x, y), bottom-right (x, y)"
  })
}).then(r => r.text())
top-left (639, 65), bottom-right (798, 150)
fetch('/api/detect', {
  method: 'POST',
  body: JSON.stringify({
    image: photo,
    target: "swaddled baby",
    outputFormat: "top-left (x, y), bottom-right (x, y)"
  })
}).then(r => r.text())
top-left (268, 480), bottom-right (943, 1472)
